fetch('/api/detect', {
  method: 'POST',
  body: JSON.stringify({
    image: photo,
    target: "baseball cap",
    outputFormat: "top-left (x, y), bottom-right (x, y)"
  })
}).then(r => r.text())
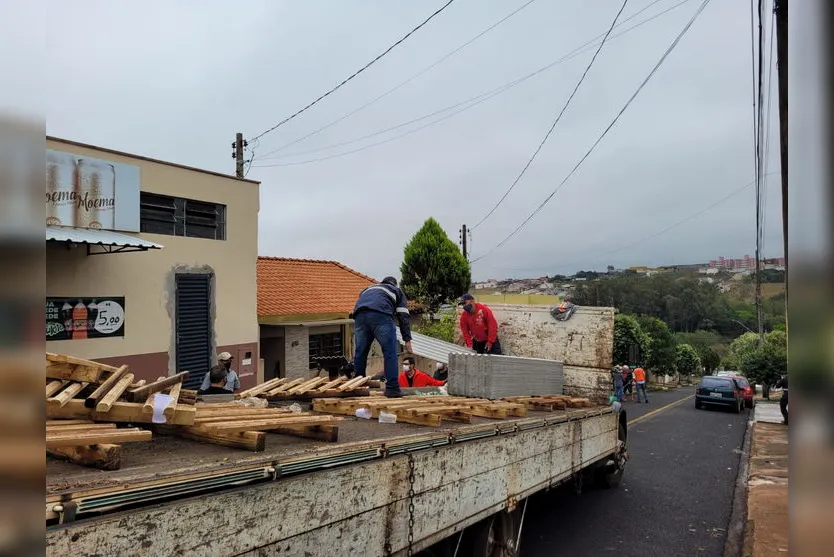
top-left (218, 351), bottom-right (233, 361)
top-left (459, 293), bottom-right (474, 303)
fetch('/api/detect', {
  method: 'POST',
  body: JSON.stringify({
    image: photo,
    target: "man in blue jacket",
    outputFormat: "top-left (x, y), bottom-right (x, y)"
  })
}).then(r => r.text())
top-left (351, 276), bottom-right (414, 397)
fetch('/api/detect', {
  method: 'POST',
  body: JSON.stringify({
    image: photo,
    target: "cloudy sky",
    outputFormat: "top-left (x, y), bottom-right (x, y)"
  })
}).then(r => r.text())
top-left (37, 0), bottom-right (791, 280)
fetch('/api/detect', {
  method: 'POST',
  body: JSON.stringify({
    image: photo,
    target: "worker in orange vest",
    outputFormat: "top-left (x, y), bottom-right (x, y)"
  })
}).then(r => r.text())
top-left (633, 366), bottom-right (648, 403)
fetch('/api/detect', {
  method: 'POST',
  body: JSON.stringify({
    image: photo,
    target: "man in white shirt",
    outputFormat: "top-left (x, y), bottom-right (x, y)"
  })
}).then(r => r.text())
top-left (200, 351), bottom-right (240, 392)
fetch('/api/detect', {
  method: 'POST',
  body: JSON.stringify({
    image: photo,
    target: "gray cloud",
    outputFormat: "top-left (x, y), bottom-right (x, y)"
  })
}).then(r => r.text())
top-left (41, 0), bottom-right (785, 280)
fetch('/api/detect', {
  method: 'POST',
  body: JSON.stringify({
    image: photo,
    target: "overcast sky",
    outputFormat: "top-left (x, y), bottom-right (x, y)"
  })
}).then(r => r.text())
top-left (37, 0), bottom-right (791, 281)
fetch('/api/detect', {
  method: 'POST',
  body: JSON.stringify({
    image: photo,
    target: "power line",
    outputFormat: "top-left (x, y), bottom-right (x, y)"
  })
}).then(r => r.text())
top-left (470, 0), bottom-right (713, 264)
top-left (470, 0), bottom-right (631, 231)
top-left (254, 0), bottom-right (542, 160)
top-left (251, 0), bottom-right (693, 169)
top-left (250, 0), bottom-right (458, 143)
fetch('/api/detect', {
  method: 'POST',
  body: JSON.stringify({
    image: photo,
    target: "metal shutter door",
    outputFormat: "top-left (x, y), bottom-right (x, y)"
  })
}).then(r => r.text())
top-left (175, 274), bottom-right (212, 390)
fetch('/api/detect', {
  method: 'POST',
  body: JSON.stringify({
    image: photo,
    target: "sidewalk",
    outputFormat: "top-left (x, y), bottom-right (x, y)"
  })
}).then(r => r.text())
top-left (743, 402), bottom-right (788, 556)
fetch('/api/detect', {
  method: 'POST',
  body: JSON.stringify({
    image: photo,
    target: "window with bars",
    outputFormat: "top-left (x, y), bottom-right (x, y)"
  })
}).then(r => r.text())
top-left (308, 332), bottom-right (343, 362)
top-left (140, 192), bottom-right (226, 240)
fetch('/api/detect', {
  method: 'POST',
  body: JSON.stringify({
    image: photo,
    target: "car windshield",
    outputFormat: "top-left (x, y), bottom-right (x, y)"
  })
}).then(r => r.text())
top-left (701, 377), bottom-right (733, 389)
top-left (733, 378), bottom-right (749, 388)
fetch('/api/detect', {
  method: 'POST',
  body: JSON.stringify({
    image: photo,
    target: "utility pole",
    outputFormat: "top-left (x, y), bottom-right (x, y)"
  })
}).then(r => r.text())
top-left (774, 0), bottom-right (788, 334)
top-left (460, 224), bottom-right (468, 261)
top-left (232, 133), bottom-right (245, 178)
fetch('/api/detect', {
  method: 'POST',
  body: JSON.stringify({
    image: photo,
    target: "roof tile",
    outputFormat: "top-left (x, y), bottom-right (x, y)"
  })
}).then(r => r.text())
top-left (257, 256), bottom-right (376, 317)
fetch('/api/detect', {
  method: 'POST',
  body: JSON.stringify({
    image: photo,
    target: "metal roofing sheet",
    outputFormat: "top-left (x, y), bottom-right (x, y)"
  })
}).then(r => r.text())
top-left (396, 329), bottom-right (474, 364)
top-left (46, 226), bottom-right (163, 249)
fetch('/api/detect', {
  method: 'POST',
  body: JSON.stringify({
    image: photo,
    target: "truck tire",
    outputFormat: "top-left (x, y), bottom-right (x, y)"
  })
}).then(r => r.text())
top-left (594, 422), bottom-right (627, 489)
top-left (470, 511), bottom-right (516, 557)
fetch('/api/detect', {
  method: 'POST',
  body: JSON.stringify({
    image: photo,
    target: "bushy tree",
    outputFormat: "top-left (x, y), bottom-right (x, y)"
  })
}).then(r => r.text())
top-left (613, 314), bottom-right (649, 367)
top-left (675, 344), bottom-right (702, 376)
top-left (400, 218), bottom-right (470, 313)
top-left (635, 315), bottom-right (677, 374)
top-left (417, 313), bottom-right (456, 343)
top-left (722, 332), bottom-right (760, 370)
top-left (740, 342), bottom-right (786, 398)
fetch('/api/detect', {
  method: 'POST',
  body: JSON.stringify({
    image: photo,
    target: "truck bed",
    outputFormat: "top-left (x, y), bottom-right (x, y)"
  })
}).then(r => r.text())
top-left (47, 406), bottom-right (610, 497)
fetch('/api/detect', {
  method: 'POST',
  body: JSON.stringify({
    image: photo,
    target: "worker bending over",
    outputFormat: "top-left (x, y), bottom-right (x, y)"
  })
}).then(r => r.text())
top-left (399, 357), bottom-right (445, 388)
top-left (198, 365), bottom-right (230, 395)
top-left (351, 276), bottom-right (414, 398)
top-left (458, 293), bottom-right (502, 354)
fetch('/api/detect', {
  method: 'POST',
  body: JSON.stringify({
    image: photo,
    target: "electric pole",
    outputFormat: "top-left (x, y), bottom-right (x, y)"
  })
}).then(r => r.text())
top-left (775, 0), bottom-right (788, 334)
top-left (232, 132), bottom-right (245, 178)
top-left (460, 224), bottom-right (468, 261)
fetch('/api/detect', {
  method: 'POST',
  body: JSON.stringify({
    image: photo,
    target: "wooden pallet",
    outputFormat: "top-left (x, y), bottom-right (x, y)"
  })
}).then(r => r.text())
top-left (500, 395), bottom-right (592, 410)
top-left (155, 403), bottom-right (345, 450)
top-left (237, 376), bottom-right (372, 401)
top-left (46, 419), bottom-right (152, 470)
top-left (312, 395), bottom-right (528, 427)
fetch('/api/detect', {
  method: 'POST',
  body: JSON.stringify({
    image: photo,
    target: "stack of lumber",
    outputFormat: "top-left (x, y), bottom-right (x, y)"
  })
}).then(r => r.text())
top-left (156, 403), bottom-right (344, 450)
top-left (46, 420), bottom-right (152, 471)
top-left (313, 395), bottom-right (528, 427)
top-left (236, 375), bottom-right (371, 401)
top-left (500, 395), bottom-right (592, 411)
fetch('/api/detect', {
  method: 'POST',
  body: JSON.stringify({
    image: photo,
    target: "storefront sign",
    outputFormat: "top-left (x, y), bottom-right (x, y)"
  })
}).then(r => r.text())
top-left (46, 149), bottom-right (140, 232)
top-left (46, 297), bottom-right (126, 341)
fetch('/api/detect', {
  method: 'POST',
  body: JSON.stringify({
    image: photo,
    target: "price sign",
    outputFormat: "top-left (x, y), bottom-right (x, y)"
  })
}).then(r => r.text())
top-left (94, 300), bottom-right (125, 335)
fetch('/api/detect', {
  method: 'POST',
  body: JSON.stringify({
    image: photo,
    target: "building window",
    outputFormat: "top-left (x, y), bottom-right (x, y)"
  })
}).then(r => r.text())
top-left (140, 192), bottom-right (226, 240)
top-left (309, 332), bottom-right (343, 362)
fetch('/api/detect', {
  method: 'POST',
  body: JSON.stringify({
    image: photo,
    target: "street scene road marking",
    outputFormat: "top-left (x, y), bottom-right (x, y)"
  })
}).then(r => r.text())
top-left (628, 394), bottom-right (695, 426)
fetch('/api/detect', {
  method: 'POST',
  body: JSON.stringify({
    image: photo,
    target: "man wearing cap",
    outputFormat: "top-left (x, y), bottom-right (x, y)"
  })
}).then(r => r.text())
top-left (200, 352), bottom-right (240, 392)
top-left (350, 276), bottom-right (413, 398)
top-left (459, 293), bottom-right (502, 355)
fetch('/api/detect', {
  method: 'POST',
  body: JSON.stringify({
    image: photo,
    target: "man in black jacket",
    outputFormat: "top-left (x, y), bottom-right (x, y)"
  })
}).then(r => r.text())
top-left (351, 276), bottom-right (414, 398)
top-left (774, 374), bottom-right (788, 424)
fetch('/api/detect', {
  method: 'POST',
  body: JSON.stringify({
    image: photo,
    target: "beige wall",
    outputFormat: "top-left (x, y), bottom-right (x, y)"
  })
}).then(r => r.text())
top-left (45, 138), bottom-right (260, 378)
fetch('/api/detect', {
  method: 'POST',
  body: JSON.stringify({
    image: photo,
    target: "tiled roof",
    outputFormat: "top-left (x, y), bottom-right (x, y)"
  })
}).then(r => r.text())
top-left (257, 257), bottom-right (376, 317)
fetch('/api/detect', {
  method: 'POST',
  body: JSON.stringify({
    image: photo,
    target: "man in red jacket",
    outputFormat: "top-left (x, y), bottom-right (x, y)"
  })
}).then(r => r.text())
top-left (458, 293), bottom-right (503, 355)
top-left (398, 357), bottom-right (446, 388)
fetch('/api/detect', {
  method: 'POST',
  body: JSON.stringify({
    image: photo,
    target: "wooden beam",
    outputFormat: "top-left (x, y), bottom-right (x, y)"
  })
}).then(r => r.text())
top-left (236, 377), bottom-right (286, 399)
top-left (47, 444), bottom-right (122, 471)
top-left (46, 423), bottom-right (117, 434)
top-left (47, 381), bottom-right (89, 408)
top-left (47, 399), bottom-right (196, 426)
top-left (126, 372), bottom-right (189, 402)
top-left (46, 380), bottom-right (68, 398)
top-left (314, 376), bottom-right (347, 392)
top-left (268, 424), bottom-right (339, 442)
top-left (84, 365), bottom-right (130, 408)
top-left (198, 416), bottom-right (343, 434)
top-left (95, 372), bottom-right (135, 412)
top-left (46, 419), bottom-right (94, 426)
top-left (46, 429), bottom-right (151, 448)
top-left (46, 353), bottom-right (119, 371)
top-left (155, 425), bottom-right (265, 451)
top-left (268, 377), bottom-right (305, 395)
top-left (164, 382), bottom-right (183, 417)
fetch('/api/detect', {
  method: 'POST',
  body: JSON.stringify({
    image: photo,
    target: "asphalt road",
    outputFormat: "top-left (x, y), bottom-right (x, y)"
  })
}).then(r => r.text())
top-left (519, 387), bottom-right (750, 557)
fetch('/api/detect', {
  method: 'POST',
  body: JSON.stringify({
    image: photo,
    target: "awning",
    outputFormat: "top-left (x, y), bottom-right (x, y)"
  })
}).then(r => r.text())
top-left (46, 225), bottom-right (164, 255)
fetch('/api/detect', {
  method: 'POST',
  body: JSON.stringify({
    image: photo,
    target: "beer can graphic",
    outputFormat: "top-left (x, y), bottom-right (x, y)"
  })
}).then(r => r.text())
top-left (75, 158), bottom-right (116, 230)
top-left (46, 150), bottom-right (77, 227)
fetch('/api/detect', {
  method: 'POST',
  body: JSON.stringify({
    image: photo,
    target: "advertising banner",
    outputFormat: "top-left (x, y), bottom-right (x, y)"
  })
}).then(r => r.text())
top-left (46, 297), bottom-right (126, 341)
top-left (46, 148), bottom-right (140, 232)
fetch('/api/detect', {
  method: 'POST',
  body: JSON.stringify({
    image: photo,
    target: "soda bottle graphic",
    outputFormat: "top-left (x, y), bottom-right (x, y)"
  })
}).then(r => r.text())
top-left (87, 301), bottom-right (98, 336)
top-left (61, 302), bottom-right (74, 337)
top-left (72, 301), bottom-right (88, 340)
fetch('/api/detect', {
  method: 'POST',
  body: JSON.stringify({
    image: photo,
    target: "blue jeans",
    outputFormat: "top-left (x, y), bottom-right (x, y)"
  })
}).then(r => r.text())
top-left (636, 382), bottom-right (648, 403)
top-left (614, 385), bottom-right (624, 402)
top-left (353, 311), bottom-right (399, 390)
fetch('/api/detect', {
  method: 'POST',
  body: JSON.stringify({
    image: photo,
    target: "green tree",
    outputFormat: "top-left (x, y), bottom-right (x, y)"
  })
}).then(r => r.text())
top-left (613, 314), bottom-right (649, 366)
top-left (675, 344), bottom-right (702, 376)
top-left (635, 316), bottom-right (677, 374)
top-left (416, 313), bottom-right (456, 343)
top-left (740, 342), bottom-right (786, 399)
top-left (400, 218), bottom-right (471, 313)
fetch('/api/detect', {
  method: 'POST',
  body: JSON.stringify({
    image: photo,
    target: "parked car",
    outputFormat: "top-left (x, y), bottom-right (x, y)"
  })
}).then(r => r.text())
top-left (715, 370), bottom-right (739, 377)
top-left (728, 375), bottom-right (755, 408)
top-left (695, 375), bottom-right (745, 413)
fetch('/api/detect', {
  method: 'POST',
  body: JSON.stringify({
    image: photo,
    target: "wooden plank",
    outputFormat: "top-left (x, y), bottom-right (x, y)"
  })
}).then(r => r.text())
top-left (267, 424), bottom-right (339, 442)
top-left (288, 377), bottom-right (328, 395)
top-left (47, 444), bottom-right (122, 471)
top-left (46, 419), bottom-right (94, 426)
top-left (46, 423), bottom-right (117, 434)
top-left (95, 372), bottom-right (135, 412)
top-left (194, 407), bottom-right (295, 417)
top-left (46, 353), bottom-right (119, 371)
top-left (47, 381), bottom-right (88, 408)
top-left (130, 380), bottom-right (147, 388)
top-left (236, 377), bottom-right (286, 399)
top-left (336, 376), bottom-right (366, 392)
top-left (268, 378), bottom-right (305, 395)
top-left (46, 429), bottom-right (151, 448)
top-left (47, 399), bottom-right (196, 426)
top-left (126, 372), bottom-right (189, 402)
top-left (155, 425), bottom-right (265, 451)
top-left (199, 416), bottom-right (343, 434)
top-left (314, 376), bottom-right (346, 392)
top-left (84, 365), bottom-right (130, 409)
top-left (268, 388), bottom-right (370, 401)
top-left (164, 382), bottom-right (183, 417)
top-left (46, 380), bottom-right (68, 398)
top-left (194, 413), bottom-right (311, 424)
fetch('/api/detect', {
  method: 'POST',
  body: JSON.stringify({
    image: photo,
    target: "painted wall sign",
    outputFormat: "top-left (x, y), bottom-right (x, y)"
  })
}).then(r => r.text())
top-left (46, 148), bottom-right (141, 232)
top-left (46, 297), bottom-right (126, 340)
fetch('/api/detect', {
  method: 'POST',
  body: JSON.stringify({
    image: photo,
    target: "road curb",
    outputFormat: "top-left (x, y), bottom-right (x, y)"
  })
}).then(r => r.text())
top-left (722, 412), bottom-right (754, 557)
